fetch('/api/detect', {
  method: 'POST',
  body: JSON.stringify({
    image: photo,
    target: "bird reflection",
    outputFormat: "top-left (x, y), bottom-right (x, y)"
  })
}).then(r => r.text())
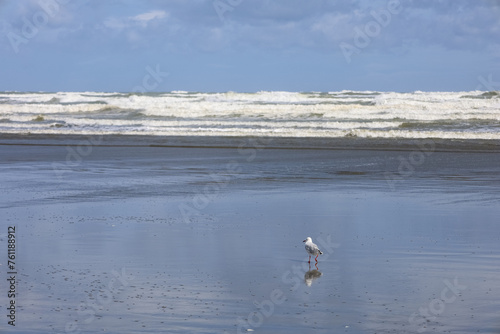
top-left (304, 264), bottom-right (322, 286)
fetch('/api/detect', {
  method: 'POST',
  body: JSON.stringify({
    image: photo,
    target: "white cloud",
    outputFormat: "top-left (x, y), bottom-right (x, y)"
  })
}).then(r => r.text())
top-left (103, 17), bottom-right (127, 30)
top-left (104, 10), bottom-right (168, 30)
top-left (310, 13), bottom-right (353, 43)
top-left (132, 10), bottom-right (167, 24)
top-left (4, 0), bottom-right (498, 57)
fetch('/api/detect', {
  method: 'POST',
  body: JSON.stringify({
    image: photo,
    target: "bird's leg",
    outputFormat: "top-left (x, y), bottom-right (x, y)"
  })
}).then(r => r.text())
top-left (315, 255), bottom-right (319, 262)
top-left (308, 255), bottom-right (311, 263)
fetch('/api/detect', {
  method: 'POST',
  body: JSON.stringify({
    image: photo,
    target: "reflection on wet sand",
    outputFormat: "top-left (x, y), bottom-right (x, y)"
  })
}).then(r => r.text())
top-left (304, 265), bottom-right (322, 287)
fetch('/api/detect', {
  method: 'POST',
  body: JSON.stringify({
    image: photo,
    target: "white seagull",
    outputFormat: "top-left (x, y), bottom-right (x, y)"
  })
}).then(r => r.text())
top-left (303, 237), bottom-right (323, 263)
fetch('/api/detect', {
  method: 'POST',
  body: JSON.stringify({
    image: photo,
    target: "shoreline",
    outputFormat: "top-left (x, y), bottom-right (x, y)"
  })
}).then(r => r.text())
top-left (0, 133), bottom-right (499, 153)
top-left (1, 136), bottom-right (499, 333)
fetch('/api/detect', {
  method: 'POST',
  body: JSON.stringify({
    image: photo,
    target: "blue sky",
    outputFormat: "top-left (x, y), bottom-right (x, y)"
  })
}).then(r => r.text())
top-left (1, 0), bottom-right (499, 92)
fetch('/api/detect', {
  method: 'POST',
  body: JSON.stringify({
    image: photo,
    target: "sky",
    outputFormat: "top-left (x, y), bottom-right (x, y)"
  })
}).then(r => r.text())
top-left (0, 0), bottom-right (499, 93)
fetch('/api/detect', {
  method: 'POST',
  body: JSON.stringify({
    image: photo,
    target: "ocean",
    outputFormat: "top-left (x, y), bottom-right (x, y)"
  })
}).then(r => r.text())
top-left (1, 91), bottom-right (500, 333)
top-left (1, 90), bottom-right (499, 144)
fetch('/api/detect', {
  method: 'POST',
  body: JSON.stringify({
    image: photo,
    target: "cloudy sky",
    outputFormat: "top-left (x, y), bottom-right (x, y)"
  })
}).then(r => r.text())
top-left (1, 0), bottom-right (499, 92)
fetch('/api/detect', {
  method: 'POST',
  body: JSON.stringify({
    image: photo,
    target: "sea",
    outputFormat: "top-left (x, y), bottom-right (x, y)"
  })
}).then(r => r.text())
top-left (1, 90), bottom-right (500, 334)
top-left (0, 90), bottom-right (499, 144)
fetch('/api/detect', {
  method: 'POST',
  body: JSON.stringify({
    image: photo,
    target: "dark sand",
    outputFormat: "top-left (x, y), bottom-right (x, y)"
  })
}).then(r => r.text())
top-left (0, 143), bottom-right (499, 333)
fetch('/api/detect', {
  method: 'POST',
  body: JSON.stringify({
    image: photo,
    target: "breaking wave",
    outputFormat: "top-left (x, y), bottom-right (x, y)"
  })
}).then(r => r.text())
top-left (0, 90), bottom-right (498, 142)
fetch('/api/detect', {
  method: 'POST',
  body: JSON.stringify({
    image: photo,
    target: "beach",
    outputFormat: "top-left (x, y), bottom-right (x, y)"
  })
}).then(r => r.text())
top-left (1, 0), bottom-right (500, 331)
top-left (0, 139), bottom-right (499, 333)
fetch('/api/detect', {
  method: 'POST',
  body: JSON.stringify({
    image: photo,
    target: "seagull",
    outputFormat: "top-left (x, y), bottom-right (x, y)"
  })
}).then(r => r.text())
top-left (303, 237), bottom-right (323, 263)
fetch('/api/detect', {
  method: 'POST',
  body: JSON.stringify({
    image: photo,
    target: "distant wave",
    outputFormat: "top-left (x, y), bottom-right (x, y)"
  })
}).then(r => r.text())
top-left (461, 91), bottom-right (500, 99)
top-left (0, 91), bottom-right (498, 143)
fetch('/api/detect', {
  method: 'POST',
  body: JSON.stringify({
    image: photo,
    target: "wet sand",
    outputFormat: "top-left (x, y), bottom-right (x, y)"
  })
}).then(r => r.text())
top-left (0, 144), bottom-right (499, 333)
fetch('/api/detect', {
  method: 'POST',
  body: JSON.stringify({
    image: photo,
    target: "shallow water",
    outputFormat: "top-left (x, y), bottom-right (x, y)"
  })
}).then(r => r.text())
top-left (0, 145), bottom-right (499, 333)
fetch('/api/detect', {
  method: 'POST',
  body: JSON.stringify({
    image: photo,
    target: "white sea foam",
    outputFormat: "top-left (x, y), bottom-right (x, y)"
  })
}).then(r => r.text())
top-left (0, 90), bottom-right (498, 141)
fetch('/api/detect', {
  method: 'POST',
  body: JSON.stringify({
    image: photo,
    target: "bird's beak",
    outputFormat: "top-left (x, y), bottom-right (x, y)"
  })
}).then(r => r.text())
top-left (303, 239), bottom-right (306, 242)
